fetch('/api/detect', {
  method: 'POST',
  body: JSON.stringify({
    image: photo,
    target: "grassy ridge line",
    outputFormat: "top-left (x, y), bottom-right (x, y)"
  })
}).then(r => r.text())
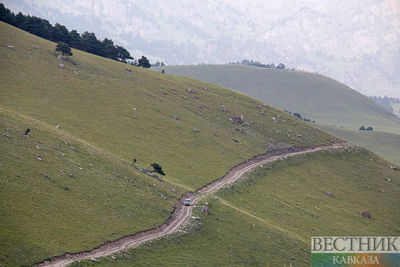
top-left (0, 105), bottom-right (191, 191)
top-left (319, 124), bottom-right (400, 165)
top-left (153, 64), bottom-right (400, 133)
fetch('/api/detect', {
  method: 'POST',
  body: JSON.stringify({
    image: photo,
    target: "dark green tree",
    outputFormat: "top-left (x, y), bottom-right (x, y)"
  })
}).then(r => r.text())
top-left (116, 46), bottom-right (132, 62)
top-left (101, 38), bottom-right (117, 59)
top-left (151, 163), bottom-right (165, 176)
top-left (359, 125), bottom-right (366, 131)
top-left (52, 23), bottom-right (70, 43)
top-left (0, 3), bottom-right (14, 24)
top-left (56, 42), bottom-right (72, 56)
top-left (14, 12), bottom-right (26, 28)
top-left (366, 126), bottom-right (373, 131)
top-left (69, 30), bottom-right (82, 49)
top-left (138, 56), bottom-right (151, 68)
top-left (81, 31), bottom-right (102, 54)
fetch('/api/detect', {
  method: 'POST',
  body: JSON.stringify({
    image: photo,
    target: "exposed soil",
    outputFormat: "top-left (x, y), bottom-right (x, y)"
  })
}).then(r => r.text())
top-left (37, 143), bottom-right (346, 267)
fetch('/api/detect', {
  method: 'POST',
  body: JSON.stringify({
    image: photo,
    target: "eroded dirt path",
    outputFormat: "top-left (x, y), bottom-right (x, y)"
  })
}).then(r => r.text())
top-left (37, 143), bottom-right (346, 267)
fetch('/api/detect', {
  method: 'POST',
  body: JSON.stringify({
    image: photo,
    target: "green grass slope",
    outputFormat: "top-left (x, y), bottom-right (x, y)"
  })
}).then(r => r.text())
top-left (0, 22), bottom-right (337, 266)
top-left (74, 147), bottom-right (400, 266)
top-left (321, 125), bottom-right (400, 165)
top-left (154, 64), bottom-right (400, 134)
top-left (0, 109), bottom-right (183, 266)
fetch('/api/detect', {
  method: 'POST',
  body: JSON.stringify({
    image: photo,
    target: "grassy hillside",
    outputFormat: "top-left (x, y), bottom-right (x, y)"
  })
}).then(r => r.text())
top-left (0, 22), bottom-right (338, 266)
top-left (73, 147), bottom-right (400, 266)
top-left (154, 64), bottom-right (400, 134)
top-left (321, 125), bottom-right (400, 165)
top-left (0, 109), bottom-right (184, 266)
top-left (153, 64), bottom-right (400, 165)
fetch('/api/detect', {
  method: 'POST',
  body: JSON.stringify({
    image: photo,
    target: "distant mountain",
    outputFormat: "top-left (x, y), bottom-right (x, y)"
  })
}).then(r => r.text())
top-left (2, 0), bottom-right (400, 97)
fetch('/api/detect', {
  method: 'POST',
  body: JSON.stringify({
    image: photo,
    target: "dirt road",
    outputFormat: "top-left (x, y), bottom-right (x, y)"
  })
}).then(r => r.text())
top-left (37, 143), bottom-right (346, 267)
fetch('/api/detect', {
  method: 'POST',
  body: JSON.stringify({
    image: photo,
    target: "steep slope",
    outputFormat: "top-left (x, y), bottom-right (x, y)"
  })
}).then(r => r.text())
top-left (154, 64), bottom-right (400, 164)
top-left (74, 147), bottom-right (400, 266)
top-left (0, 107), bottom-right (184, 266)
top-left (155, 64), bottom-right (400, 133)
top-left (0, 22), bottom-right (338, 266)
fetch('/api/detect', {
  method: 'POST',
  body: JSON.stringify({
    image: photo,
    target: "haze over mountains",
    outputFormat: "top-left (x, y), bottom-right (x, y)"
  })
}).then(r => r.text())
top-left (2, 0), bottom-right (400, 97)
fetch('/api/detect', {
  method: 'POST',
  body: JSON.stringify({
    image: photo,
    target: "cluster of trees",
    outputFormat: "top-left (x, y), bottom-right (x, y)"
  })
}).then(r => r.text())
top-left (230, 59), bottom-right (286, 70)
top-left (359, 125), bottom-right (373, 131)
top-left (152, 61), bottom-right (166, 67)
top-left (0, 4), bottom-right (154, 66)
top-left (369, 96), bottom-right (400, 114)
top-left (285, 110), bottom-right (315, 123)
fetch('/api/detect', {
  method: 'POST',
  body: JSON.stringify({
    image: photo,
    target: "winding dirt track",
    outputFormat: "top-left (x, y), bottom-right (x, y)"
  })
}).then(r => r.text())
top-left (37, 143), bottom-right (346, 267)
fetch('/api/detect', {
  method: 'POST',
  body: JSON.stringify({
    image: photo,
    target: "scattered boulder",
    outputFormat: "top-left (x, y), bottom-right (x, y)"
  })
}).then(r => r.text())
top-left (41, 173), bottom-right (50, 179)
top-left (36, 155), bottom-right (42, 161)
top-left (58, 64), bottom-right (64, 69)
top-left (24, 128), bottom-right (31, 136)
top-left (73, 70), bottom-right (79, 75)
top-left (199, 206), bottom-right (209, 214)
top-left (222, 105), bottom-right (227, 112)
top-left (192, 95), bottom-right (200, 99)
top-left (8, 45), bottom-right (14, 49)
top-left (386, 178), bottom-right (392, 182)
top-left (360, 210), bottom-right (371, 219)
top-left (35, 145), bottom-right (41, 150)
top-left (231, 115), bottom-right (244, 123)
top-left (187, 88), bottom-right (196, 93)
top-left (56, 125), bottom-right (61, 129)
top-left (259, 109), bottom-right (265, 115)
top-left (124, 68), bottom-right (132, 72)
top-left (192, 129), bottom-right (199, 133)
top-left (324, 191), bottom-right (335, 197)
top-left (69, 173), bottom-right (76, 178)
top-left (170, 115), bottom-right (179, 120)
top-left (63, 186), bottom-right (70, 191)
top-left (232, 138), bottom-right (239, 143)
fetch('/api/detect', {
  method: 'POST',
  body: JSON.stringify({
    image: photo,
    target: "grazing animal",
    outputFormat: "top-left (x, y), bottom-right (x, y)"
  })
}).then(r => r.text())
top-left (24, 128), bottom-right (30, 136)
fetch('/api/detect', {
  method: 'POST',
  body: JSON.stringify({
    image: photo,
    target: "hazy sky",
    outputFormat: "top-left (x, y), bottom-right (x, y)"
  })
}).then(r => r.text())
top-left (2, 0), bottom-right (400, 97)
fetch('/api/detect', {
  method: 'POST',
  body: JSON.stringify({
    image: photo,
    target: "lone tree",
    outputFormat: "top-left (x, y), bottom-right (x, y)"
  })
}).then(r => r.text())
top-left (359, 125), bottom-right (366, 131)
top-left (151, 163), bottom-right (165, 176)
top-left (138, 56), bottom-right (151, 68)
top-left (55, 42), bottom-right (72, 56)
